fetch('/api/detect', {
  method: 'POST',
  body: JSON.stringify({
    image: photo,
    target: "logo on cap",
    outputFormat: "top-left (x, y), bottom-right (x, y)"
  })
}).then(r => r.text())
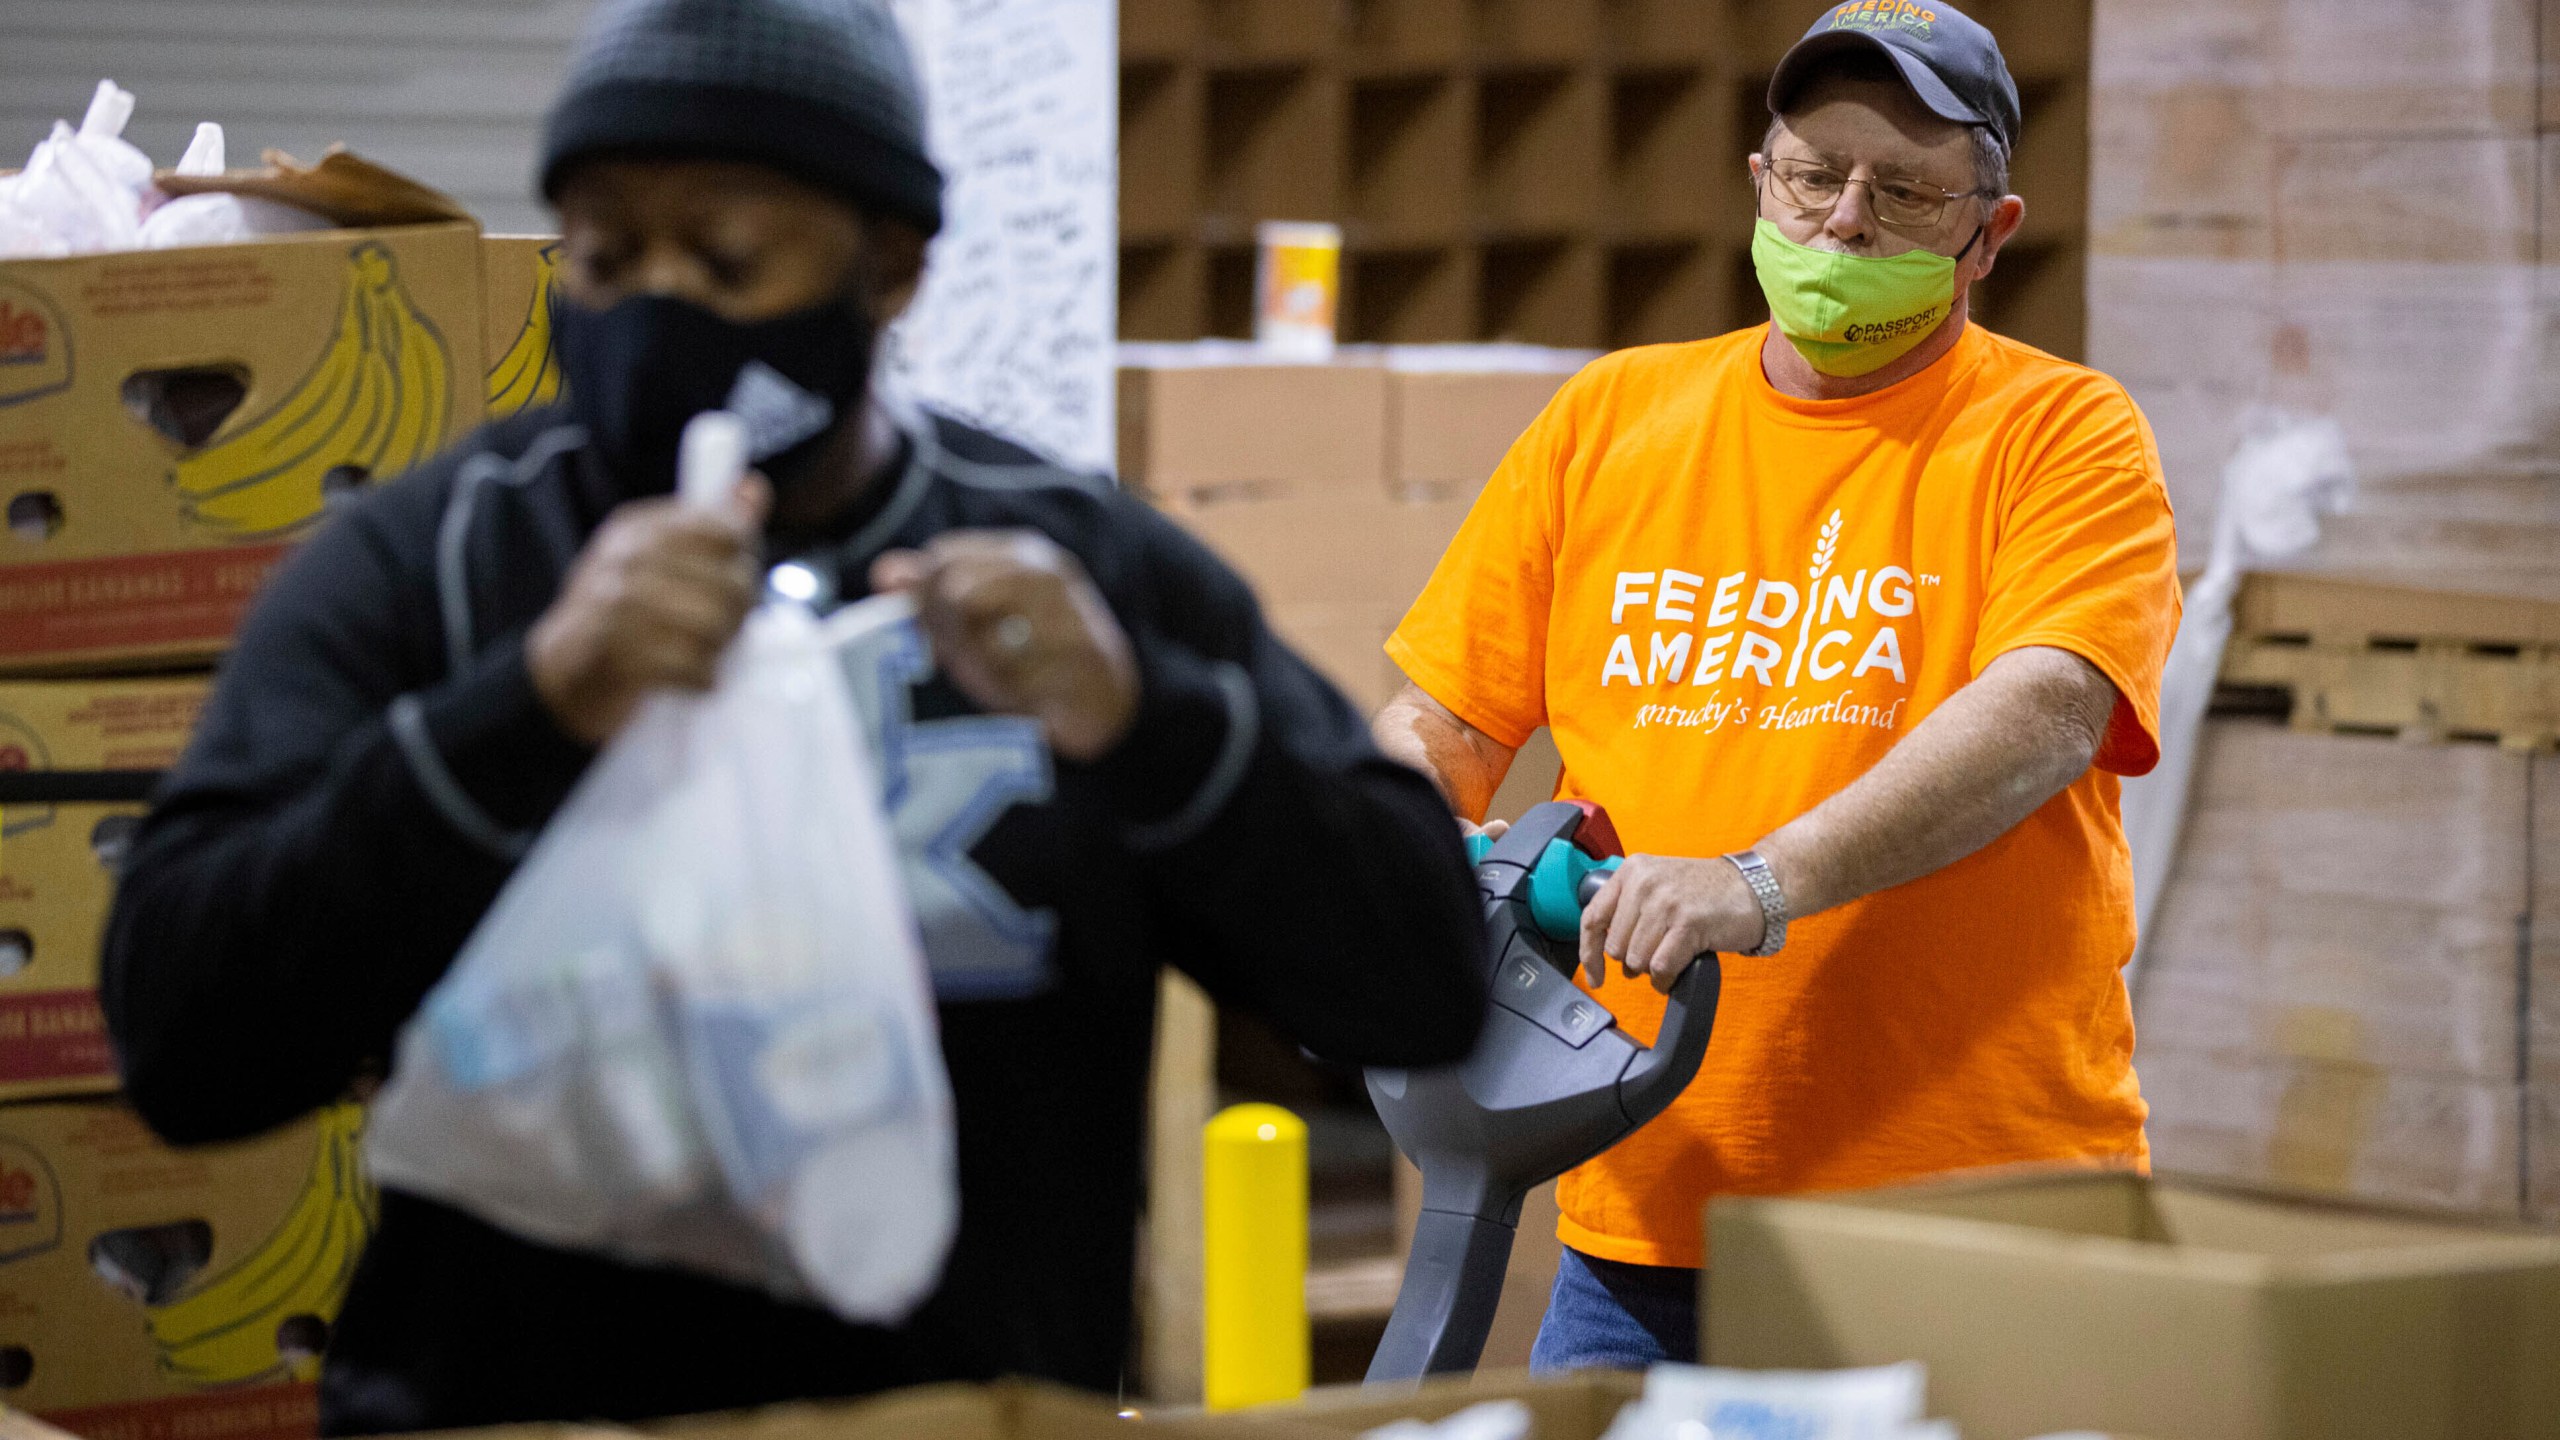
top-left (1830, 0), bottom-right (1938, 41)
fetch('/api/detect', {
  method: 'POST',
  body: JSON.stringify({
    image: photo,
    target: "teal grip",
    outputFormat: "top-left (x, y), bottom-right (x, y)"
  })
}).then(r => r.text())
top-left (1464, 832), bottom-right (1494, 866)
top-left (1527, 841), bottom-right (1619, 942)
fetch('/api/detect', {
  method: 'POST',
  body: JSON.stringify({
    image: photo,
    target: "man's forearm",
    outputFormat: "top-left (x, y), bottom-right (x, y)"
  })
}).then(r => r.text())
top-left (1372, 683), bottom-right (1515, 823)
top-left (1761, 646), bottom-right (2115, 918)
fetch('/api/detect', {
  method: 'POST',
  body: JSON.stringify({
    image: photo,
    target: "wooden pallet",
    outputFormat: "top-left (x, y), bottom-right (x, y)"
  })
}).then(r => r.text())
top-left (2217, 575), bottom-right (2560, 751)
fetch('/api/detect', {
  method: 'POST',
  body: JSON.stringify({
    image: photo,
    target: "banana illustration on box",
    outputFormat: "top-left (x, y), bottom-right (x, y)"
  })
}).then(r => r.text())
top-left (141, 1103), bottom-right (376, 1385)
top-left (171, 241), bottom-right (452, 537)
top-left (486, 242), bottom-right (562, 417)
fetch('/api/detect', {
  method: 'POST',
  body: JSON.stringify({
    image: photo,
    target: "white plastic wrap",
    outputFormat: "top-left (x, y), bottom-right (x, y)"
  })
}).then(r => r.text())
top-left (366, 414), bottom-right (957, 1320)
top-left (2120, 407), bottom-right (2353, 983)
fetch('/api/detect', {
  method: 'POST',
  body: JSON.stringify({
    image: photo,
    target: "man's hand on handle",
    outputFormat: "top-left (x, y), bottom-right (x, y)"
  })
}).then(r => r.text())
top-left (871, 530), bottom-right (1140, 763)
top-left (528, 476), bottom-right (772, 745)
top-left (1577, 854), bottom-right (1762, 993)
top-left (1382, 647), bottom-right (2122, 996)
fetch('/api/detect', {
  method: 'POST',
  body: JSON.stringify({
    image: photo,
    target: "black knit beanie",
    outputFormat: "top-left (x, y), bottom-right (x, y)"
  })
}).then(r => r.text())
top-left (540, 0), bottom-right (944, 236)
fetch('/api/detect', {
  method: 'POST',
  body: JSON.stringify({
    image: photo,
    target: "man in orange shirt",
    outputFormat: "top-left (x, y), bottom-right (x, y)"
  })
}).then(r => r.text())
top-left (1375, 1), bottom-right (2179, 1369)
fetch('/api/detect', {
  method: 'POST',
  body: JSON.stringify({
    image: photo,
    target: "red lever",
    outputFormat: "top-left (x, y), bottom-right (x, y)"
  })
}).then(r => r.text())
top-left (1562, 800), bottom-right (1623, 860)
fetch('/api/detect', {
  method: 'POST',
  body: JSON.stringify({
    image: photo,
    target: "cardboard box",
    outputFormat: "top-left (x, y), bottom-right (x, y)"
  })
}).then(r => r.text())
top-left (1264, 602), bottom-right (1403, 715)
top-left (1487, 728), bottom-right (1563, 822)
top-left (2136, 724), bottom-right (2532, 1085)
top-left (2166, 724), bottom-right (2529, 912)
top-left (481, 236), bottom-right (563, 421)
top-left (1171, 494), bottom-right (1467, 612)
top-left (1709, 1168), bottom-right (2560, 1440)
top-left (1, 1410), bottom-right (86, 1440)
top-left (2527, 1082), bottom-right (2560, 1224)
top-left (2137, 883), bottom-right (2524, 1083)
top-left (2533, 751), bottom-right (2560, 1087)
top-left (327, 1382), bottom-right (1344, 1440)
top-left (1387, 370), bottom-right (1567, 500)
top-left (648, 1381), bottom-right (1334, 1440)
top-left (2271, 0), bottom-right (2537, 140)
top-left (1117, 365), bottom-right (1388, 505)
top-left (0, 216), bottom-right (484, 670)
top-left (0, 676), bottom-right (208, 1102)
top-left (1209, 1371), bottom-right (1641, 1438)
top-left (0, 1099), bottom-right (372, 1440)
top-left (2140, 1046), bottom-right (2523, 1218)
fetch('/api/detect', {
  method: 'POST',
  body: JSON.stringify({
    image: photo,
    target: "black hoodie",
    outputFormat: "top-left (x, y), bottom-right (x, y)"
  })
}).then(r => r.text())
top-left (100, 399), bottom-right (1485, 1434)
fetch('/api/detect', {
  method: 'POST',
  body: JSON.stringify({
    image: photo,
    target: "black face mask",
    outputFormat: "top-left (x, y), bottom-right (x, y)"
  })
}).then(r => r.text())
top-left (551, 290), bottom-right (878, 499)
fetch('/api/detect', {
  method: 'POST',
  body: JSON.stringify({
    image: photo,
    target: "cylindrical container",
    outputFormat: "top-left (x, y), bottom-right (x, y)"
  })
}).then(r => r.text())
top-left (1254, 222), bottom-right (1342, 361)
top-left (1202, 1102), bottom-right (1309, 1410)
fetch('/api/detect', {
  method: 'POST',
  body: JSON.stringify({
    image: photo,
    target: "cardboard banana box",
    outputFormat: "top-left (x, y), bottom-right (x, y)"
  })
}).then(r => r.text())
top-left (0, 676), bottom-right (208, 1103)
top-left (0, 1099), bottom-right (372, 1440)
top-left (482, 235), bottom-right (562, 421)
top-left (0, 156), bottom-right (484, 672)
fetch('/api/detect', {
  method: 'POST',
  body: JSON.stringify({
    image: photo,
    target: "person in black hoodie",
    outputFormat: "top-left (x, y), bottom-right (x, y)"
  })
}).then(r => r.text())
top-left (99, 0), bottom-right (1485, 1430)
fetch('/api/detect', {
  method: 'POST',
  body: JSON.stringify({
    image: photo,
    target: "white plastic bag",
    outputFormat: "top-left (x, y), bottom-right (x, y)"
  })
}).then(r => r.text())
top-left (136, 121), bottom-right (330, 249)
top-left (5, 120), bottom-right (142, 255)
top-left (72, 80), bottom-right (154, 204)
top-left (0, 82), bottom-right (162, 258)
top-left (367, 417), bottom-right (957, 1321)
top-left (138, 192), bottom-right (332, 249)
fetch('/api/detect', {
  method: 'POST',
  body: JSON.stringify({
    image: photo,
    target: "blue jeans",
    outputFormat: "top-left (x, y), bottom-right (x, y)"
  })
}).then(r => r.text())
top-left (1528, 1246), bottom-right (1700, 1372)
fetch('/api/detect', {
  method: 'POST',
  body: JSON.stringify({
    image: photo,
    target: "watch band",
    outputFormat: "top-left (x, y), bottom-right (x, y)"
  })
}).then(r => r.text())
top-left (1725, 849), bottom-right (1789, 956)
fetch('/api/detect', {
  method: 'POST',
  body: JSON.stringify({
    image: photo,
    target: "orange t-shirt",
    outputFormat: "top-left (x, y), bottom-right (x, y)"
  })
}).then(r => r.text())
top-left (1387, 322), bottom-right (2180, 1268)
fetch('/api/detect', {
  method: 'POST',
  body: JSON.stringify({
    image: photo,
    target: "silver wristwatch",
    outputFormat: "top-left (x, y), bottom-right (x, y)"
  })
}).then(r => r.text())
top-left (1724, 849), bottom-right (1789, 956)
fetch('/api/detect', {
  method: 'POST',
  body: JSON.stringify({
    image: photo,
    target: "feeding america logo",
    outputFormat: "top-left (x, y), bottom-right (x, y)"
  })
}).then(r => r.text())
top-left (1603, 509), bottom-right (1919, 737)
top-left (1829, 0), bottom-right (1939, 41)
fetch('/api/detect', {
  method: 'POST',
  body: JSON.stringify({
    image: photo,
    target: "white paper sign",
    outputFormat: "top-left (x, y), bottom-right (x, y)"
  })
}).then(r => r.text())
top-left (882, 0), bottom-right (1117, 473)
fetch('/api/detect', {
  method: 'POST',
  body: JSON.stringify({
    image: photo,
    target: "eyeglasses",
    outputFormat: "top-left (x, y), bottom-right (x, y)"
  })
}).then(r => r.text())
top-left (1762, 156), bottom-right (1989, 231)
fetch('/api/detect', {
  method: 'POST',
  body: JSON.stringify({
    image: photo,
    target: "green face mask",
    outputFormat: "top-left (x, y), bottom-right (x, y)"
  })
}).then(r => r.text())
top-left (1751, 218), bottom-right (1974, 379)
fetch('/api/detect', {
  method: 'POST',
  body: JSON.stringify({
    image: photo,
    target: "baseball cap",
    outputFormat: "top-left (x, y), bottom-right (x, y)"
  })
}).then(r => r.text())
top-left (1767, 1), bottom-right (2021, 154)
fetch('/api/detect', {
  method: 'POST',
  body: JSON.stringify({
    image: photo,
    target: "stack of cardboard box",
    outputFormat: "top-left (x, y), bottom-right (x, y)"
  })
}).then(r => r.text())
top-left (1119, 355), bottom-right (1573, 720)
top-left (2135, 575), bottom-right (2560, 1221)
top-left (1122, 353), bottom-right (1583, 1398)
top-left (0, 167), bottom-right (554, 1440)
top-left (2136, 723), bottom-right (2536, 1217)
top-left (2086, 0), bottom-right (2557, 598)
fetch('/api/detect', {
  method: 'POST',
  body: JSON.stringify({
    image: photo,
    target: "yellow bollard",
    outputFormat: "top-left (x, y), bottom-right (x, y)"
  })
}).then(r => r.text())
top-left (1202, 1102), bottom-right (1308, 1410)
